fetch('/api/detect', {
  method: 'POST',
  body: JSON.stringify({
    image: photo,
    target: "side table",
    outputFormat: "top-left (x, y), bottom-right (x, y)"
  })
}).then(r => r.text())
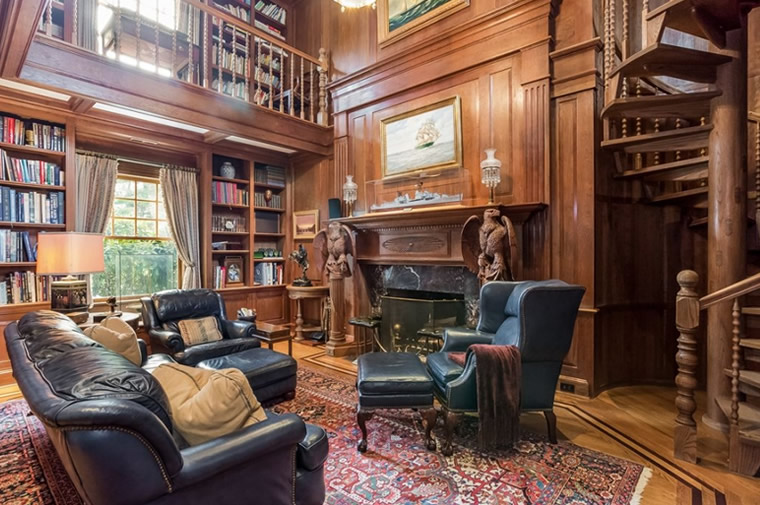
top-left (254, 321), bottom-right (293, 356)
top-left (286, 284), bottom-right (329, 341)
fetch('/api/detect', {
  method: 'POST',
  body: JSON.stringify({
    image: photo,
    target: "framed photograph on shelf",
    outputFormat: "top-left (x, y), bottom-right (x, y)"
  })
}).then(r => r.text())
top-left (223, 256), bottom-right (244, 286)
top-left (293, 210), bottom-right (319, 240)
top-left (377, 0), bottom-right (470, 46)
top-left (381, 96), bottom-right (462, 179)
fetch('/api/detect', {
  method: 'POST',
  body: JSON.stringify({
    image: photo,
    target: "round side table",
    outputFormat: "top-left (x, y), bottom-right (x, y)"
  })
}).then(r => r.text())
top-left (286, 284), bottom-right (329, 341)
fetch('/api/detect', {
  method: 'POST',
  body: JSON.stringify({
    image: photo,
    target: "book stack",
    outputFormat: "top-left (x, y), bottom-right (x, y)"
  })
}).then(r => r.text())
top-left (211, 79), bottom-right (249, 100)
top-left (254, 67), bottom-right (280, 89)
top-left (212, 44), bottom-right (249, 75)
top-left (254, 261), bottom-right (283, 285)
top-left (212, 182), bottom-right (249, 206)
top-left (254, 1), bottom-right (286, 23)
top-left (253, 191), bottom-right (282, 209)
top-left (0, 189), bottom-right (65, 224)
top-left (254, 20), bottom-right (284, 40)
top-left (213, 264), bottom-right (227, 289)
top-left (254, 165), bottom-right (285, 187)
top-left (212, 214), bottom-right (247, 232)
top-left (0, 271), bottom-right (47, 304)
top-left (0, 230), bottom-right (36, 262)
top-left (0, 114), bottom-right (66, 151)
top-left (212, 1), bottom-right (251, 21)
top-left (1, 150), bottom-right (64, 185)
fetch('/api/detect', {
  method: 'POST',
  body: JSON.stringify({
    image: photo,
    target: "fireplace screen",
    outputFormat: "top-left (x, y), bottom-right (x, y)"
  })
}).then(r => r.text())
top-left (380, 289), bottom-right (466, 355)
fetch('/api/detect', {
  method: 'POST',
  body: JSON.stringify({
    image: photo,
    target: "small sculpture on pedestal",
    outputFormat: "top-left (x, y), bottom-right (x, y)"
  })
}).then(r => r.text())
top-left (462, 208), bottom-right (518, 283)
top-left (288, 244), bottom-right (312, 287)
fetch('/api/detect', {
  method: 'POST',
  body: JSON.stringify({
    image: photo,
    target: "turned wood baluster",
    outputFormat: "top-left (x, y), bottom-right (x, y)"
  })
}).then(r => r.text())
top-left (73, 0), bottom-right (78, 45)
top-left (675, 118), bottom-right (682, 160)
top-left (268, 41), bottom-right (274, 110)
top-left (621, 0), bottom-right (629, 138)
top-left (256, 37), bottom-right (262, 104)
top-left (300, 57), bottom-right (305, 120)
top-left (187, 3), bottom-right (194, 83)
top-left (244, 31), bottom-right (249, 102)
top-left (310, 61), bottom-right (315, 123)
top-left (603, 0), bottom-right (611, 89)
top-left (289, 51), bottom-right (294, 116)
top-left (730, 299), bottom-right (741, 428)
top-left (45, 0), bottom-right (52, 36)
top-left (318, 48), bottom-right (328, 126)
top-left (635, 79), bottom-right (642, 170)
top-left (202, 10), bottom-right (208, 88)
top-left (172, 0), bottom-right (178, 77)
top-left (278, 48), bottom-right (284, 113)
top-left (755, 122), bottom-right (760, 233)
top-left (217, 18), bottom-right (223, 94)
top-left (674, 270), bottom-right (699, 463)
top-left (154, 1), bottom-right (160, 72)
top-left (232, 25), bottom-right (238, 98)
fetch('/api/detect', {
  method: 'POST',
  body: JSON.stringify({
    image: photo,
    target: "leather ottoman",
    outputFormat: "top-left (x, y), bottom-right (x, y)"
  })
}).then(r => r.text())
top-left (197, 347), bottom-right (297, 405)
top-left (356, 352), bottom-right (437, 453)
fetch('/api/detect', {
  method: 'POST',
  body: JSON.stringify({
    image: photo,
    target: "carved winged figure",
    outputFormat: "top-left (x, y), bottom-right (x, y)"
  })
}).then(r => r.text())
top-left (461, 208), bottom-right (518, 283)
top-left (313, 222), bottom-right (354, 278)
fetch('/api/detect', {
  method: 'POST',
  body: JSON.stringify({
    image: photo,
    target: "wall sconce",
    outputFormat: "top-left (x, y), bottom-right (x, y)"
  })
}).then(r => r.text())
top-left (343, 174), bottom-right (358, 217)
top-left (480, 148), bottom-right (502, 204)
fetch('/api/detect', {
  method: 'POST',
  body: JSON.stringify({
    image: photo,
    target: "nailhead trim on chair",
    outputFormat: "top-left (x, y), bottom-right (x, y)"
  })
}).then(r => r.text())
top-left (61, 426), bottom-right (173, 493)
top-left (290, 447), bottom-right (297, 505)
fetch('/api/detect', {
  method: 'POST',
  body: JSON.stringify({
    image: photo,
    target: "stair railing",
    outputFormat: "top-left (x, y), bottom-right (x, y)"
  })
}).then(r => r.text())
top-left (674, 269), bottom-right (760, 462)
top-left (751, 112), bottom-right (760, 234)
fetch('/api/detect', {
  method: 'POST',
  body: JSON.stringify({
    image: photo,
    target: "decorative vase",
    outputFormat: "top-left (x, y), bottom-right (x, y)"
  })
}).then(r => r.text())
top-left (343, 174), bottom-right (358, 216)
top-left (220, 161), bottom-right (236, 179)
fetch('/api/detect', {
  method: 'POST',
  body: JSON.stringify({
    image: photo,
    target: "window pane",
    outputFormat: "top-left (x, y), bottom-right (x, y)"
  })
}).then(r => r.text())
top-left (105, 220), bottom-right (113, 236)
top-left (113, 199), bottom-right (135, 218)
top-left (115, 179), bottom-right (135, 198)
top-left (113, 218), bottom-right (135, 236)
top-left (158, 201), bottom-right (166, 219)
top-left (137, 220), bottom-right (156, 237)
top-left (158, 221), bottom-right (171, 238)
top-left (91, 239), bottom-right (179, 298)
top-left (137, 181), bottom-right (157, 200)
top-left (137, 201), bottom-right (157, 219)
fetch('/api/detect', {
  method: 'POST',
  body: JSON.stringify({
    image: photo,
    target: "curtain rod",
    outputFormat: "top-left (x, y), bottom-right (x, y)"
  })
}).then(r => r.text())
top-left (76, 150), bottom-right (197, 172)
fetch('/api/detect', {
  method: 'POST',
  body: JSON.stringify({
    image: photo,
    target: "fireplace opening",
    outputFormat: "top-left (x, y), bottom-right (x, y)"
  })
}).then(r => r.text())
top-left (380, 289), bottom-right (465, 355)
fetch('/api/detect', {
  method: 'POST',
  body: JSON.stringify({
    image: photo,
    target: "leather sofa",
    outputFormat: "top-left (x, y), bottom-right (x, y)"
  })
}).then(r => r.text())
top-left (5, 311), bottom-right (328, 505)
top-left (141, 289), bottom-right (261, 366)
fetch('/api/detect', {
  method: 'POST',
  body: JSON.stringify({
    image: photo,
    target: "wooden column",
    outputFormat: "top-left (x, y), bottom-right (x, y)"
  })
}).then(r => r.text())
top-left (674, 270), bottom-right (699, 462)
top-left (326, 272), bottom-right (351, 356)
top-left (705, 27), bottom-right (747, 431)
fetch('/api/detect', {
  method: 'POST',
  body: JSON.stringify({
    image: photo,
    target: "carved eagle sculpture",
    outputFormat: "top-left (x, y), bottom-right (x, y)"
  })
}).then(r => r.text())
top-left (462, 208), bottom-right (518, 283)
top-left (313, 221), bottom-right (354, 278)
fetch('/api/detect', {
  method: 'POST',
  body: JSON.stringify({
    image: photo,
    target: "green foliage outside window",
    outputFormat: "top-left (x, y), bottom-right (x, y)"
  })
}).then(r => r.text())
top-left (91, 239), bottom-right (178, 299)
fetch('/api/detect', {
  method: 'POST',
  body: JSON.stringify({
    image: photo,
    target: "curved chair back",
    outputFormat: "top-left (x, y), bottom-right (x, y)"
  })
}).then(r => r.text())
top-left (142, 289), bottom-right (228, 335)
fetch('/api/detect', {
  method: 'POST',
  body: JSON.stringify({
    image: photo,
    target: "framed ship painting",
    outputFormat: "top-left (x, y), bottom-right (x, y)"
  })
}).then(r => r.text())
top-left (378, 0), bottom-right (470, 46)
top-left (381, 96), bottom-right (462, 179)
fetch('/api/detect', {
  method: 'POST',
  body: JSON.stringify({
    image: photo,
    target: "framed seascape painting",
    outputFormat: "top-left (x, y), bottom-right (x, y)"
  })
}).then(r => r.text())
top-left (381, 96), bottom-right (463, 179)
top-left (377, 0), bottom-right (470, 46)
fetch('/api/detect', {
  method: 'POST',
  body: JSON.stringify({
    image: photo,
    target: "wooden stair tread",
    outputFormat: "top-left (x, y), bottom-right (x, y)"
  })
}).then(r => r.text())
top-left (723, 368), bottom-right (760, 390)
top-left (649, 187), bottom-right (708, 204)
top-left (716, 396), bottom-right (760, 425)
top-left (601, 124), bottom-right (711, 154)
top-left (646, 0), bottom-right (710, 41)
top-left (611, 43), bottom-right (732, 83)
top-left (739, 338), bottom-right (760, 349)
top-left (602, 91), bottom-right (720, 119)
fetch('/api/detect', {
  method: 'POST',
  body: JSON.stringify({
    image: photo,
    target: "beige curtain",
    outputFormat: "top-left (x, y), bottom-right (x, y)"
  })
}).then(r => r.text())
top-left (160, 166), bottom-right (201, 289)
top-left (75, 152), bottom-right (118, 233)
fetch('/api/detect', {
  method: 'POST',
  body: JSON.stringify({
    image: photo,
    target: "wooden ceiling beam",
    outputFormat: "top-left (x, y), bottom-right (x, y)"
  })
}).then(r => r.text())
top-left (0, 0), bottom-right (47, 78)
top-left (68, 96), bottom-right (96, 114)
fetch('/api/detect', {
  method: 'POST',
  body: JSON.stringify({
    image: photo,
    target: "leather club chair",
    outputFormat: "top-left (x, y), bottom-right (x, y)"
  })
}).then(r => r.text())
top-left (426, 280), bottom-right (585, 454)
top-left (141, 289), bottom-right (261, 366)
top-left (5, 311), bottom-right (328, 505)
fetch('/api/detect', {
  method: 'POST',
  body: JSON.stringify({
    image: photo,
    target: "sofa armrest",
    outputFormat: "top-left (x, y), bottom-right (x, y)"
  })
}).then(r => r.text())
top-left (149, 328), bottom-right (185, 353)
top-left (297, 424), bottom-right (329, 471)
top-left (220, 319), bottom-right (256, 340)
top-left (137, 338), bottom-right (148, 366)
top-left (173, 413), bottom-right (306, 489)
top-left (440, 327), bottom-right (494, 352)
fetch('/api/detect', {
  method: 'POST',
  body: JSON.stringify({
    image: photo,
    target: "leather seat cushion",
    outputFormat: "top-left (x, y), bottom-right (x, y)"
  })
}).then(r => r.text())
top-left (174, 338), bottom-right (261, 366)
top-left (426, 352), bottom-right (464, 386)
top-left (197, 348), bottom-right (297, 391)
top-left (357, 352), bottom-right (433, 395)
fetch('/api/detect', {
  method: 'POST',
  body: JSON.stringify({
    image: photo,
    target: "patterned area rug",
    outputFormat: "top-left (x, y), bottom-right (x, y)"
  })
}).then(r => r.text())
top-left (0, 364), bottom-right (650, 505)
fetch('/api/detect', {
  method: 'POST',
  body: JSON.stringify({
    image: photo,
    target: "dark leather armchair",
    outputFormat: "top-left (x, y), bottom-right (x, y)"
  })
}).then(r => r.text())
top-left (426, 280), bottom-right (585, 451)
top-left (141, 289), bottom-right (261, 366)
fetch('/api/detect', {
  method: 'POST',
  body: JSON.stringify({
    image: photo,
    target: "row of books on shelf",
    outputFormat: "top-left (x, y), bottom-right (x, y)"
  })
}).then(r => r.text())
top-left (254, 68), bottom-right (280, 89)
top-left (212, 182), bottom-right (249, 206)
top-left (213, 45), bottom-right (249, 75)
top-left (1, 150), bottom-right (64, 186)
top-left (213, 1), bottom-right (251, 22)
top-left (212, 214), bottom-right (247, 233)
top-left (253, 192), bottom-right (282, 209)
top-left (0, 230), bottom-right (36, 263)
top-left (254, 261), bottom-right (283, 286)
top-left (211, 79), bottom-right (249, 100)
top-left (254, 20), bottom-right (284, 40)
top-left (212, 264), bottom-right (230, 289)
top-left (254, 165), bottom-right (285, 186)
top-left (255, 0), bottom-right (287, 24)
top-left (0, 188), bottom-right (65, 224)
top-left (0, 272), bottom-right (48, 304)
top-left (0, 114), bottom-right (66, 152)
top-left (252, 89), bottom-right (271, 105)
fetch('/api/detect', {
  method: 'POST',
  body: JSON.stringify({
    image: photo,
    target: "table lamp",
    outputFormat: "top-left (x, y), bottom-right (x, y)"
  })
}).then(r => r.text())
top-left (36, 232), bottom-right (105, 313)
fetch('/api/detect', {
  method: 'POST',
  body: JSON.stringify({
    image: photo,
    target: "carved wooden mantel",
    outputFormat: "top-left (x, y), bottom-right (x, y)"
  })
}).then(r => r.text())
top-left (337, 202), bottom-right (546, 273)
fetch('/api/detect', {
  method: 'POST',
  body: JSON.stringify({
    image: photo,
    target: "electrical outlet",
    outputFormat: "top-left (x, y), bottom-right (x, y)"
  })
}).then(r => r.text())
top-left (559, 382), bottom-right (575, 393)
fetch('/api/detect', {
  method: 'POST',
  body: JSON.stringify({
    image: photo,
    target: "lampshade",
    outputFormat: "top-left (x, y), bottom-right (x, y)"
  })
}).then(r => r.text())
top-left (36, 232), bottom-right (105, 275)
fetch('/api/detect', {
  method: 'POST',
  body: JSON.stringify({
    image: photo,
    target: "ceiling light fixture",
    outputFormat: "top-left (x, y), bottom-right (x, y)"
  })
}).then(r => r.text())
top-left (334, 0), bottom-right (376, 12)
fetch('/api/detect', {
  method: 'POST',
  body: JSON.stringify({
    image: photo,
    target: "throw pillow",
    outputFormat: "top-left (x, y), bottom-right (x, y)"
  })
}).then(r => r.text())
top-left (176, 316), bottom-right (224, 347)
top-left (152, 363), bottom-right (267, 446)
top-left (83, 316), bottom-right (142, 366)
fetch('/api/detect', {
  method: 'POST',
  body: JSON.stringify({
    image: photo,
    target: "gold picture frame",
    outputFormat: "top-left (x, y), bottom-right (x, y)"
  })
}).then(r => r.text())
top-left (293, 210), bottom-right (319, 240)
top-left (381, 96), bottom-right (463, 180)
top-left (377, 0), bottom-right (470, 47)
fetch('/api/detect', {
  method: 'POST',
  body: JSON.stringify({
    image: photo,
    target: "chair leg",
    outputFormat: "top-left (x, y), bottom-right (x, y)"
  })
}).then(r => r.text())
top-left (421, 408), bottom-right (438, 451)
top-left (357, 409), bottom-right (373, 453)
top-left (442, 408), bottom-right (459, 457)
top-left (544, 410), bottom-right (558, 444)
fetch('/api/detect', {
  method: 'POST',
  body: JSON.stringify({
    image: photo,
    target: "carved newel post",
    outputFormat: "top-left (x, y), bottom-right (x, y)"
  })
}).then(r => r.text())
top-left (674, 270), bottom-right (700, 463)
top-left (314, 222), bottom-right (355, 357)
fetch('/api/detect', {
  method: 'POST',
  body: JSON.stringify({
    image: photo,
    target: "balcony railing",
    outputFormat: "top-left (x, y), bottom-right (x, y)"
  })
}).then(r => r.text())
top-left (38, 0), bottom-right (329, 126)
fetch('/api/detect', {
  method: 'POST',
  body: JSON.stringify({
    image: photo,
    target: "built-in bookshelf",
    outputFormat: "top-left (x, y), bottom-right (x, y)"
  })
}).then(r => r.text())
top-left (252, 163), bottom-right (286, 286)
top-left (0, 112), bottom-right (68, 306)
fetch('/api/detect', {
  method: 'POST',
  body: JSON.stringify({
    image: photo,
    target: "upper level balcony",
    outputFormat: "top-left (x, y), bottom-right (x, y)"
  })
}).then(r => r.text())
top-left (2, 0), bottom-right (331, 155)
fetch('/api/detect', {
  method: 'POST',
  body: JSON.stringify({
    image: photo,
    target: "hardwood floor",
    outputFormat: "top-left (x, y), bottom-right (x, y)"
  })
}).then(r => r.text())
top-left (3, 341), bottom-right (758, 504)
